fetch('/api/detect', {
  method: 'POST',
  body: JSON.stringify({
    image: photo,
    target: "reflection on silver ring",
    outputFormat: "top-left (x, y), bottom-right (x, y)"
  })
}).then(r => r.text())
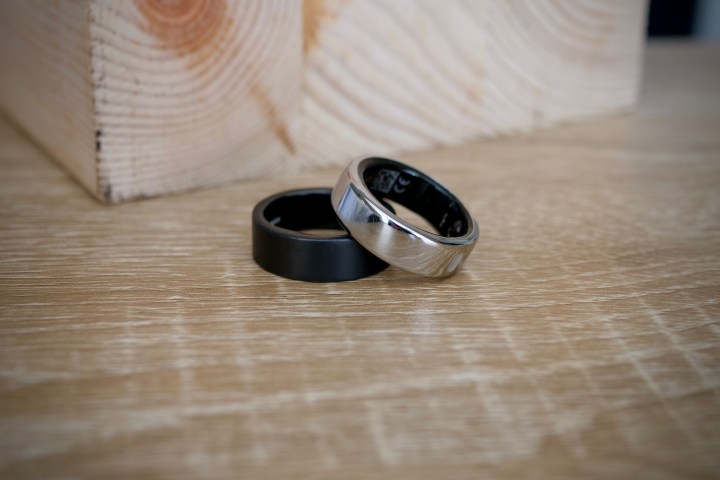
top-left (331, 156), bottom-right (479, 278)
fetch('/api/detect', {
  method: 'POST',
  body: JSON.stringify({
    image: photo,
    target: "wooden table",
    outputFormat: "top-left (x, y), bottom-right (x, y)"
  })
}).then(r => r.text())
top-left (1, 42), bottom-right (719, 479)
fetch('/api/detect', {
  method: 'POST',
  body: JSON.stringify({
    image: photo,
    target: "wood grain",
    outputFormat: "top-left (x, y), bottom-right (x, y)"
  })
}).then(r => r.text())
top-left (294, 0), bottom-right (648, 169)
top-left (0, 0), bottom-right (646, 202)
top-left (0, 0), bottom-right (97, 195)
top-left (90, 0), bottom-right (303, 202)
top-left (1, 43), bottom-right (719, 479)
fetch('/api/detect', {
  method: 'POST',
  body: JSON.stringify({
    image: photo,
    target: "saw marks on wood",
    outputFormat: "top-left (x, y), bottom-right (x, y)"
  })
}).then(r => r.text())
top-left (90, 0), bottom-right (302, 201)
top-left (298, 0), bottom-right (488, 169)
top-left (297, 0), bottom-right (646, 169)
top-left (482, 0), bottom-right (646, 132)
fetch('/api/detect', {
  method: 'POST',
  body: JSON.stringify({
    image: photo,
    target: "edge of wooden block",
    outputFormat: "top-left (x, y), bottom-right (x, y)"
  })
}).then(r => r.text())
top-left (0, 0), bottom-right (102, 202)
top-left (89, 0), bottom-right (304, 203)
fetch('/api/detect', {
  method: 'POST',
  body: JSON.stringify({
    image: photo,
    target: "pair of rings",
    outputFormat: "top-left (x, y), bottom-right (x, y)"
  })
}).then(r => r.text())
top-left (253, 156), bottom-right (479, 282)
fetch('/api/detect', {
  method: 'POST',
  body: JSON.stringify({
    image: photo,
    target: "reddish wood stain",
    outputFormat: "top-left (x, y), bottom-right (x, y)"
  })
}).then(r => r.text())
top-left (134, 0), bottom-right (231, 69)
top-left (303, 0), bottom-right (343, 55)
top-left (134, 0), bottom-right (296, 154)
top-left (303, 0), bottom-right (324, 55)
top-left (250, 83), bottom-right (296, 155)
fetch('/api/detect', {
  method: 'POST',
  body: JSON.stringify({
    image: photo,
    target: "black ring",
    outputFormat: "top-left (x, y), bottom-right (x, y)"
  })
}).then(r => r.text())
top-left (252, 188), bottom-right (390, 282)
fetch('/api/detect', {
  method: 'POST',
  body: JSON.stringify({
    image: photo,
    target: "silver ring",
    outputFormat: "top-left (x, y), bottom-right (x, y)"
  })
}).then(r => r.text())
top-left (331, 156), bottom-right (479, 277)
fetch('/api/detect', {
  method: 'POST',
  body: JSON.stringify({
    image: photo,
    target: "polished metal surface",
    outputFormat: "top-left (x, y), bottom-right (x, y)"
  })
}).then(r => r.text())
top-left (331, 157), bottom-right (479, 278)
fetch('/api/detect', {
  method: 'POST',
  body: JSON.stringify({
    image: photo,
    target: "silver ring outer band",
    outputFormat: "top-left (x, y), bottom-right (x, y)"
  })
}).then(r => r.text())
top-left (331, 157), bottom-right (479, 278)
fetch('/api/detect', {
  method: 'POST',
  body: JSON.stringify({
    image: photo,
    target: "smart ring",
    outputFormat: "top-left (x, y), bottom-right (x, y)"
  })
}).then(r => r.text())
top-left (252, 188), bottom-right (391, 282)
top-left (331, 157), bottom-right (479, 277)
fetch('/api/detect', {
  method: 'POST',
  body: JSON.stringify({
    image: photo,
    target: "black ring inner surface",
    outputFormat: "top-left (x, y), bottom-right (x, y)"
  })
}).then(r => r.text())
top-left (362, 159), bottom-right (470, 237)
top-left (264, 193), bottom-right (345, 233)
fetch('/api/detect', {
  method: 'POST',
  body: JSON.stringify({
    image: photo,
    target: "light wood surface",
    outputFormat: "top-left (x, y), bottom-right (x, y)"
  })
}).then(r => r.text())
top-left (1, 43), bottom-right (719, 479)
top-left (90, 0), bottom-right (302, 202)
top-left (0, 0), bottom-right (646, 202)
top-left (0, 0), bottom-right (97, 192)
top-left (298, 0), bottom-right (647, 170)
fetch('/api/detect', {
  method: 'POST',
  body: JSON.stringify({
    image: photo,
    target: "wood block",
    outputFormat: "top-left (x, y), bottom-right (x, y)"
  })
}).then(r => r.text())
top-left (299, 0), bottom-right (648, 168)
top-left (0, 0), bottom-right (647, 203)
top-left (0, 1), bottom-right (97, 192)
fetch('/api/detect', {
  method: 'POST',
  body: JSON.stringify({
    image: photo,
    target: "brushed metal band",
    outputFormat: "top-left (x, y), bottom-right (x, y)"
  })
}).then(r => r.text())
top-left (331, 157), bottom-right (479, 278)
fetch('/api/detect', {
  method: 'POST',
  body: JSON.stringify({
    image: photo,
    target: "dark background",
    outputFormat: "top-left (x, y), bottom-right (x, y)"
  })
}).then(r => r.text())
top-left (648, 0), bottom-right (719, 38)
